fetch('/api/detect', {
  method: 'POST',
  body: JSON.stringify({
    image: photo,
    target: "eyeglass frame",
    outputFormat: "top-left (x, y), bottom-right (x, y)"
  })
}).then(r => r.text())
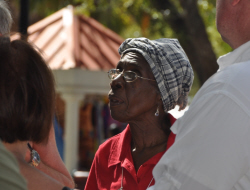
top-left (107, 69), bottom-right (156, 83)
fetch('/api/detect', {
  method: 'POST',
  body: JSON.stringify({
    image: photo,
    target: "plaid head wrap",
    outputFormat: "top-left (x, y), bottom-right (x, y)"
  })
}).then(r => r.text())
top-left (118, 37), bottom-right (194, 112)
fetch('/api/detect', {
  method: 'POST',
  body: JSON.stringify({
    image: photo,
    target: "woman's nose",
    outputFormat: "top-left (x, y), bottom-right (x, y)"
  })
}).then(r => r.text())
top-left (110, 75), bottom-right (124, 90)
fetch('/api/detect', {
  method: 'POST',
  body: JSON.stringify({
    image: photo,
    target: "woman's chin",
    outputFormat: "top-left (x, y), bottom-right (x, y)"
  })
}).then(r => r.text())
top-left (110, 111), bottom-right (127, 123)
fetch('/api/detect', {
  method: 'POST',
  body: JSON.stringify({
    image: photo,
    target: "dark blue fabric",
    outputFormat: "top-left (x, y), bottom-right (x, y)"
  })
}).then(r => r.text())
top-left (53, 116), bottom-right (64, 161)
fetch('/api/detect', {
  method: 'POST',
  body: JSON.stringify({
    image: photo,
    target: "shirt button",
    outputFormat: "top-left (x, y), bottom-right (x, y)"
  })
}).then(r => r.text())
top-left (137, 178), bottom-right (140, 183)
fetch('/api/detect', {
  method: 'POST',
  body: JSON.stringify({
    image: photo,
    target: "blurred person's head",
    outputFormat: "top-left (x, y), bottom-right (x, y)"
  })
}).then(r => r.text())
top-left (0, 37), bottom-right (55, 143)
top-left (216, 0), bottom-right (250, 49)
top-left (0, 0), bottom-right (12, 36)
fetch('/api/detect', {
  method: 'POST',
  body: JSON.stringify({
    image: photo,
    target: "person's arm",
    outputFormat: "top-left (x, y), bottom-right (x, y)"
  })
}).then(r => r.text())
top-left (27, 127), bottom-right (75, 189)
top-left (151, 93), bottom-right (250, 190)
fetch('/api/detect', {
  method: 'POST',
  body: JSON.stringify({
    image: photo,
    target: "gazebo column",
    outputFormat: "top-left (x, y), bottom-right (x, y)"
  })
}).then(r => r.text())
top-left (61, 93), bottom-right (84, 173)
top-left (52, 69), bottom-right (111, 172)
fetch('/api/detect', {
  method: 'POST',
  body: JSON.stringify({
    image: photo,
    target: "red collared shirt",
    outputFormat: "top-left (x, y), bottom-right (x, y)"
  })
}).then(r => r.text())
top-left (84, 114), bottom-right (176, 190)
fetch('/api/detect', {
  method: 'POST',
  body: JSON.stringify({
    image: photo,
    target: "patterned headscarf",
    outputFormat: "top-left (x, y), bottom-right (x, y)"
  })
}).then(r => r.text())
top-left (118, 37), bottom-right (194, 112)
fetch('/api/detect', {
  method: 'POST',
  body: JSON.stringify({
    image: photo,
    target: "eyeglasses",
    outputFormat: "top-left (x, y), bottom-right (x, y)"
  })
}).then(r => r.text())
top-left (108, 69), bottom-right (156, 83)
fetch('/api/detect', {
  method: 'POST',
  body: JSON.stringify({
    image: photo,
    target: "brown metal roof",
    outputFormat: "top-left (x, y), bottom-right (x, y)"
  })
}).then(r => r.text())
top-left (11, 6), bottom-right (124, 71)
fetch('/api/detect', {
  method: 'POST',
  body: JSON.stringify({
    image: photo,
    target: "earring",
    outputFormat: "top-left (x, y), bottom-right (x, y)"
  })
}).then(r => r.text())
top-left (155, 106), bottom-right (159, 116)
top-left (27, 142), bottom-right (41, 167)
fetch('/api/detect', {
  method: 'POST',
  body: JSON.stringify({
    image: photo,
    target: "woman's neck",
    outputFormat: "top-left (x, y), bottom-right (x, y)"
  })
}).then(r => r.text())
top-left (129, 113), bottom-right (171, 152)
top-left (129, 114), bottom-right (172, 172)
top-left (3, 141), bottom-right (28, 161)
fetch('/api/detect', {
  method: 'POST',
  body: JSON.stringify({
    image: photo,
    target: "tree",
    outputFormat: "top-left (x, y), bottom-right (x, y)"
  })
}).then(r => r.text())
top-left (19, 0), bottom-right (29, 39)
top-left (9, 0), bottom-right (80, 32)
top-left (152, 0), bottom-right (218, 86)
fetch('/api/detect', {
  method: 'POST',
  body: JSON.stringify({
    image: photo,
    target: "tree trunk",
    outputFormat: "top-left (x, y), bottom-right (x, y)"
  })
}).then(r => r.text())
top-left (153, 0), bottom-right (218, 85)
top-left (19, 0), bottom-right (29, 40)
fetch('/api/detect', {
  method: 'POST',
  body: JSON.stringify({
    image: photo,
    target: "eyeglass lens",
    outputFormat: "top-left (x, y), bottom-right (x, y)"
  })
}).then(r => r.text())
top-left (123, 72), bottom-right (136, 81)
top-left (108, 69), bottom-right (137, 82)
top-left (108, 69), bottom-right (119, 80)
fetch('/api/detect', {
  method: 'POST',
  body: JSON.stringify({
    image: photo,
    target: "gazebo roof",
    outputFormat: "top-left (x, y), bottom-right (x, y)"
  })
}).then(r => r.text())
top-left (12, 5), bottom-right (124, 71)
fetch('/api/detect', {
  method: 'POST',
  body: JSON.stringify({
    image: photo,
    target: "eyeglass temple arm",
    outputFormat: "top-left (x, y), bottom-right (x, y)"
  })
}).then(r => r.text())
top-left (137, 76), bottom-right (156, 81)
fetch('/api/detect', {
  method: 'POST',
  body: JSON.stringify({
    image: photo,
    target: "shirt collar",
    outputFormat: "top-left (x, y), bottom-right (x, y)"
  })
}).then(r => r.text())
top-left (218, 40), bottom-right (250, 71)
top-left (108, 114), bottom-right (176, 168)
top-left (108, 125), bottom-right (131, 168)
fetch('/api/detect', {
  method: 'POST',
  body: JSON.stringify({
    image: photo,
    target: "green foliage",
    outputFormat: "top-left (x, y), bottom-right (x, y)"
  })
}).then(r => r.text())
top-left (189, 71), bottom-right (200, 98)
top-left (14, 0), bottom-right (232, 61)
top-left (30, 0), bottom-right (78, 15)
top-left (12, 0), bottom-right (79, 18)
top-left (75, 0), bottom-right (171, 40)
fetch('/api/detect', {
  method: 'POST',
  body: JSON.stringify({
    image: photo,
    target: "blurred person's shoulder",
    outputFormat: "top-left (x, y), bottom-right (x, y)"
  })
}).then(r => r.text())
top-left (0, 141), bottom-right (27, 190)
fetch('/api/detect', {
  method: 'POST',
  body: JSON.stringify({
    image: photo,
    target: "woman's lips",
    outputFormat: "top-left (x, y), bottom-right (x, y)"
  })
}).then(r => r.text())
top-left (108, 95), bottom-right (124, 106)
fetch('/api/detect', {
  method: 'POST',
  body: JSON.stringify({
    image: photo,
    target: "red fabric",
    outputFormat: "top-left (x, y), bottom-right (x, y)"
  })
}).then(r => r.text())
top-left (84, 114), bottom-right (176, 190)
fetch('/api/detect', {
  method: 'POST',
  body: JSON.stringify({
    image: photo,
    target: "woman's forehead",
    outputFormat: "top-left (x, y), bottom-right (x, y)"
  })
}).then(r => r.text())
top-left (118, 52), bottom-right (147, 67)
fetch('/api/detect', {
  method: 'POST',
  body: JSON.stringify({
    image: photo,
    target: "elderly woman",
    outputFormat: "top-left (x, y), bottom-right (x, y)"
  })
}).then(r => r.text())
top-left (0, 37), bottom-right (74, 190)
top-left (84, 38), bottom-right (194, 190)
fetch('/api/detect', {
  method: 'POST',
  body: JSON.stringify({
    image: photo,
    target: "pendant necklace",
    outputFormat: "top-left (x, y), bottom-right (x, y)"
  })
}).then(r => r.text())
top-left (118, 167), bottom-right (154, 190)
